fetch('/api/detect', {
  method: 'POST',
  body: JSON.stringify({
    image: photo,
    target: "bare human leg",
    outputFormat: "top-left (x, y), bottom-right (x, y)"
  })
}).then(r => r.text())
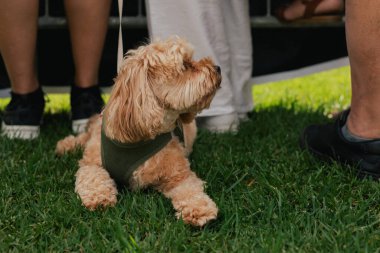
top-left (278, 0), bottom-right (344, 22)
top-left (64, 0), bottom-right (112, 88)
top-left (345, 0), bottom-right (380, 139)
top-left (300, 0), bottom-right (380, 179)
top-left (64, 0), bottom-right (111, 134)
top-left (0, 0), bottom-right (39, 94)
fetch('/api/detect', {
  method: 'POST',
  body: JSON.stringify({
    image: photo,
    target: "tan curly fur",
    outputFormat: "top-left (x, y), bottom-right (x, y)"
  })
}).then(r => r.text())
top-left (56, 37), bottom-right (221, 227)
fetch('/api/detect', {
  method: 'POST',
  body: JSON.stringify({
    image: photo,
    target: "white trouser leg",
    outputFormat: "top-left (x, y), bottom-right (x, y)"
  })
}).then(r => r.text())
top-left (222, 0), bottom-right (253, 114)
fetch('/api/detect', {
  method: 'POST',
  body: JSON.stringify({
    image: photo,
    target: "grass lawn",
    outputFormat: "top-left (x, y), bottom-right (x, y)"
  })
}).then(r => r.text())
top-left (1, 66), bottom-right (380, 252)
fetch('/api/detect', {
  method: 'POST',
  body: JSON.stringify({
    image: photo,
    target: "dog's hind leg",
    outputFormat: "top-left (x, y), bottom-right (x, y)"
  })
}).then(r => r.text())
top-left (55, 132), bottom-right (91, 155)
top-left (75, 165), bottom-right (118, 210)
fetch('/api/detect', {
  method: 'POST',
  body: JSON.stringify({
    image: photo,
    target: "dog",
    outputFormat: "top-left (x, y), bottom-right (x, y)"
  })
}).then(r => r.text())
top-left (55, 37), bottom-right (221, 227)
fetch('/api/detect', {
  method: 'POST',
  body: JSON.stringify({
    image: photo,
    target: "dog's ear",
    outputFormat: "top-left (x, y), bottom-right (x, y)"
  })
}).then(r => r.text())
top-left (104, 58), bottom-right (164, 142)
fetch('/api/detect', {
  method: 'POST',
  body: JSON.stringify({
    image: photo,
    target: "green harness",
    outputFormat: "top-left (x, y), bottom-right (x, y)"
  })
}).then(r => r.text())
top-left (101, 118), bottom-right (181, 186)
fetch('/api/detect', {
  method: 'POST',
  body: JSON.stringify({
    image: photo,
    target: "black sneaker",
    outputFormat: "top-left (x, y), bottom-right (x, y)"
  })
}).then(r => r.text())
top-left (1, 87), bottom-right (45, 139)
top-left (300, 110), bottom-right (380, 180)
top-left (70, 85), bottom-right (104, 134)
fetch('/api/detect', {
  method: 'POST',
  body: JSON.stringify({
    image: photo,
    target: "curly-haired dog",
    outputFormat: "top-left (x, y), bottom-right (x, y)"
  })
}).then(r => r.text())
top-left (56, 37), bottom-right (221, 226)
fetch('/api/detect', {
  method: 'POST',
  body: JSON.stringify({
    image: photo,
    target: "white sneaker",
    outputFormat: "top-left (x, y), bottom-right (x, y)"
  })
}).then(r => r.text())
top-left (197, 113), bottom-right (239, 133)
top-left (1, 122), bottom-right (40, 140)
top-left (72, 118), bottom-right (89, 134)
top-left (1, 87), bottom-right (45, 140)
top-left (238, 113), bottom-right (249, 122)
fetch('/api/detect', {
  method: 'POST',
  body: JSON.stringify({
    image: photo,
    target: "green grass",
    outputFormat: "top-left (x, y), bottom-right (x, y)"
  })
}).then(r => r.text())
top-left (1, 66), bottom-right (380, 252)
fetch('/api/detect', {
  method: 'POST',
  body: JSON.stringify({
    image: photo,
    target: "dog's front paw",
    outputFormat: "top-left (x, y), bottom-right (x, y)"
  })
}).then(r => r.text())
top-left (78, 189), bottom-right (118, 210)
top-left (75, 165), bottom-right (118, 210)
top-left (174, 195), bottom-right (218, 227)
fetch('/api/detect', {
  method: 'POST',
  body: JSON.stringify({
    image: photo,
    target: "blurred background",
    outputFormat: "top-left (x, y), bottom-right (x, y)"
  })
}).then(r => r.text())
top-left (0, 0), bottom-right (348, 92)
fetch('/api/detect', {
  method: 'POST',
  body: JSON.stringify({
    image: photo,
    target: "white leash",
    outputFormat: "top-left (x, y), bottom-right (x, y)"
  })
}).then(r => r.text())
top-left (117, 0), bottom-right (124, 73)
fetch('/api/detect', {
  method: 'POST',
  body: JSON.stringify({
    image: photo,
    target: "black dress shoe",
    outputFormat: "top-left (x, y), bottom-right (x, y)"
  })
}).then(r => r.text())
top-left (300, 110), bottom-right (380, 180)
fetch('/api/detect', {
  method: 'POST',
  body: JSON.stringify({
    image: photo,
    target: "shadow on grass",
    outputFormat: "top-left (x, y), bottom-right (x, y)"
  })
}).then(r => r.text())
top-left (2, 107), bottom-right (380, 252)
top-left (0, 107), bottom-right (335, 194)
top-left (192, 106), bottom-right (331, 172)
top-left (0, 107), bottom-right (340, 191)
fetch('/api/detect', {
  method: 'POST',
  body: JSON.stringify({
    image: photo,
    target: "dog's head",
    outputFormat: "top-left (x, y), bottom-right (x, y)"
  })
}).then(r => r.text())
top-left (104, 37), bottom-right (221, 142)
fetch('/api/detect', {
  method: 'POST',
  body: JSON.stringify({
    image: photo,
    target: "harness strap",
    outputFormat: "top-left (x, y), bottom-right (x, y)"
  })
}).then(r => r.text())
top-left (100, 116), bottom-right (184, 186)
top-left (117, 0), bottom-right (124, 73)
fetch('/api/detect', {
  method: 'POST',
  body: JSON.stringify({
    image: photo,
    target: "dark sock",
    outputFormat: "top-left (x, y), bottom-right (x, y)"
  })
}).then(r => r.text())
top-left (71, 85), bottom-right (100, 94)
top-left (341, 123), bottom-right (372, 142)
top-left (11, 86), bottom-right (43, 96)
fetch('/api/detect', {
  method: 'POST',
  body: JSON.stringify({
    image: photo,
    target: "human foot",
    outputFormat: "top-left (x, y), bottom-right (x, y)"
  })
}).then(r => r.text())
top-left (276, 0), bottom-right (344, 22)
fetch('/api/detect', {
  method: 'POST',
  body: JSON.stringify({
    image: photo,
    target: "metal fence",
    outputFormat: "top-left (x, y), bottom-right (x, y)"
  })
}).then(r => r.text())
top-left (38, 0), bottom-right (344, 29)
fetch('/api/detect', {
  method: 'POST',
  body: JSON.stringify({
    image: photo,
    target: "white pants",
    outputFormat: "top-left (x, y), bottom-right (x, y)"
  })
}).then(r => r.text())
top-left (146, 0), bottom-right (253, 117)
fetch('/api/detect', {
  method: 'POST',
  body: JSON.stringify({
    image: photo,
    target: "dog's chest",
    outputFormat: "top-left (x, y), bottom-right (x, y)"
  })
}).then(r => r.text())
top-left (100, 128), bottom-right (173, 186)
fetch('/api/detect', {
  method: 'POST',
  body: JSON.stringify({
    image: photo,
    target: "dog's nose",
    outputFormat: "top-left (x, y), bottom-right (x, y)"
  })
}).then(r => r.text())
top-left (214, 65), bottom-right (221, 74)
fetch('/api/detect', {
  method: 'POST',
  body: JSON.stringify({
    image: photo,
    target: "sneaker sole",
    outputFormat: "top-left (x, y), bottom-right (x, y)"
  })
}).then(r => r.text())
top-left (72, 119), bottom-right (89, 134)
top-left (1, 122), bottom-right (40, 140)
top-left (197, 114), bottom-right (240, 134)
top-left (202, 123), bottom-right (238, 134)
